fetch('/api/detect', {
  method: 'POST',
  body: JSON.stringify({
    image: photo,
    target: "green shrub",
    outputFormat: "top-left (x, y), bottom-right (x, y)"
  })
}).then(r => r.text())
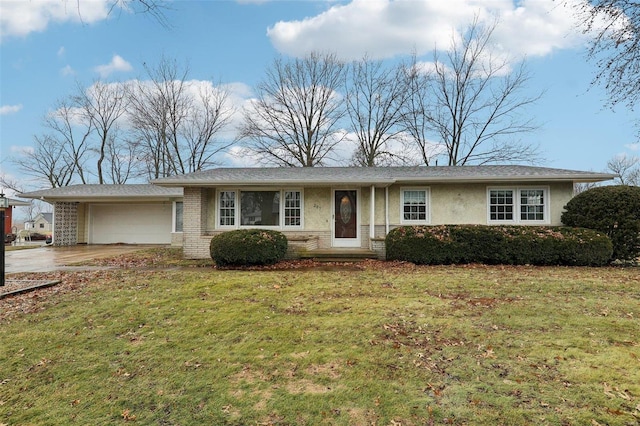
top-left (385, 225), bottom-right (612, 266)
top-left (210, 229), bottom-right (288, 267)
top-left (561, 185), bottom-right (640, 261)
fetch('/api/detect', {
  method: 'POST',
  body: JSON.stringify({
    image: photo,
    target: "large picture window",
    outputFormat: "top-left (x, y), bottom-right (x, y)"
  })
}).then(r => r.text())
top-left (218, 189), bottom-right (302, 229)
top-left (401, 188), bottom-right (430, 224)
top-left (241, 191), bottom-right (280, 226)
top-left (488, 187), bottom-right (548, 224)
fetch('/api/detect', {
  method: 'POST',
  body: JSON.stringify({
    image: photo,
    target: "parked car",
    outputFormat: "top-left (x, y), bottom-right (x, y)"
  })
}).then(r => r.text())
top-left (27, 232), bottom-right (48, 241)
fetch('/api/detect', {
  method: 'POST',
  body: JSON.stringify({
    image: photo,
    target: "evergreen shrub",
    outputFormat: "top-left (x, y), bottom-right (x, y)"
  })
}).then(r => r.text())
top-left (210, 229), bottom-right (288, 267)
top-left (385, 225), bottom-right (612, 266)
top-left (562, 185), bottom-right (640, 261)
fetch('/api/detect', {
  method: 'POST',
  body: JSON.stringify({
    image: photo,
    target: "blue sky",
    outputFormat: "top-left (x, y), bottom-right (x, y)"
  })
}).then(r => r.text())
top-left (1, 0), bottom-right (638, 193)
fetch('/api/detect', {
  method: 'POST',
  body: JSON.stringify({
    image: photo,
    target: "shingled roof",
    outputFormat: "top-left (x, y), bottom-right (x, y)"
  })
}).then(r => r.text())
top-left (151, 165), bottom-right (614, 187)
top-left (19, 184), bottom-right (183, 201)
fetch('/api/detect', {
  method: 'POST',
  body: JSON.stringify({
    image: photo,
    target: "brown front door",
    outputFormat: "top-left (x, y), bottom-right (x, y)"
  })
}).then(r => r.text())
top-left (333, 190), bottom-right (359, 246)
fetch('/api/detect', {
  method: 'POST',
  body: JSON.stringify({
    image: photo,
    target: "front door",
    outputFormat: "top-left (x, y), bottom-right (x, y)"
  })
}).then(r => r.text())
top-left (333, 189), bottom-right (359, 247)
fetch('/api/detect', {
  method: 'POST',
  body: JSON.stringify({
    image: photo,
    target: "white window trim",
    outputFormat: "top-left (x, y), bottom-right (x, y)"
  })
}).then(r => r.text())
top-left (216, 188), bottom-right (304, 230)
top-left (400, 187), bottom-right (431, 225)
top-left (487, 186), bottom-right (550, 225)
top-left (217, 190), bottom-right (238, 229)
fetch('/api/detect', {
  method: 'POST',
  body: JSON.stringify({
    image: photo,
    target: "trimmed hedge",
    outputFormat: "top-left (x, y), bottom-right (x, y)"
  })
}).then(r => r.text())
top-left (385, 225), bottom-right (613, 266)
top-left (562, 185), bottom-right (640, 261)
top-left (210, 229), bottom-right (288, 267)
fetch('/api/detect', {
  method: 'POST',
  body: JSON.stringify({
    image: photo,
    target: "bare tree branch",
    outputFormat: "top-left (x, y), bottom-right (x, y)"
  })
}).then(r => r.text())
top-left (574, 0), bottom-right (640, 108)
top-left (238, 52), bottom-right (347, 167)
top-left (402, 18), bottom-right (542, 166)
top-left (345, 56), bottom-right (412, 166)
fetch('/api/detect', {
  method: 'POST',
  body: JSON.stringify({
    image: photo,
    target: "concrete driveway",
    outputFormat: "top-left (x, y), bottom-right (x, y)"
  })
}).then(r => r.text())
top-left (5, 245), bottom-right (153, 274)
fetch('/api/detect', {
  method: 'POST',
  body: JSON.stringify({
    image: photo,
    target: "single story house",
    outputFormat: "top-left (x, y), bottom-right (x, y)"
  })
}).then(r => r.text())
top-left (19, 185), bottom-right (183, 246)
top-left (20, 166), bottom-right (614, 259)
top-left (150, 165), bottom-right (613, 259)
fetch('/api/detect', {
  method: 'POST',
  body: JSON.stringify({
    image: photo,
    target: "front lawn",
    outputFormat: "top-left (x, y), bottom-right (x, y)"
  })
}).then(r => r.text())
top-left (1, 253), bottom-right (638, 425)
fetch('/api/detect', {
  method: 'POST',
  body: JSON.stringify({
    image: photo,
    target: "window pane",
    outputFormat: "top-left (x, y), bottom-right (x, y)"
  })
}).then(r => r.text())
top-left (219, 191), bottom-right (235, 226)
top-left (284, 191), bottom-right (301, 226)
top-left (175, 202), bottom-right (183, 232)
top-left (489, 190), bottom-right (514, 221)
top-left (403, 190), bottom-right (427, 221)
top-left (241, 191), bottom-right (280, 226)
top-left (520, 189), bottom-right (544, 221)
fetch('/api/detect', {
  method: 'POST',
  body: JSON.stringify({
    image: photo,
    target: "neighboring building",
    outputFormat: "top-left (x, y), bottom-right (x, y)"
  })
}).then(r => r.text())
top-left (3, 197), bottom-right (31, 236)
top-left (25, 212), bottom-right (53, 233)
top-left (19, 166), bottom-right (614, 259)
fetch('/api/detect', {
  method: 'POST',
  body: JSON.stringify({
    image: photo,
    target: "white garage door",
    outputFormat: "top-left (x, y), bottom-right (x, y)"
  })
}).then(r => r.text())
top-left (89, 203), bottom-right (172, 244)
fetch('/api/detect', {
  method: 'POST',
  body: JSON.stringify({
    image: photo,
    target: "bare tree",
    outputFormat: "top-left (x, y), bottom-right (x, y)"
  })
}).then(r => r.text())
top-left (400, 55), bottom-right (437, 166)
top-left (181, 82), bottom-right (235, 172)
top-left (42, 99), bottom-right (94, 183)
top-left (607, 154), bottom-right (640, 185)
top-left (73, 81), bottom-right (129, 184)
top-left (103, 135), bottom-right (141, 184)
top-left (129, 58), bottom-right (190, 177)
top-left (238, 52), bottom-right (347, 167)
top-left (128, 57), bottom-right (234, 178)
top-left (404, 19), bottom-right (542, 166)
top-left (575, 0), bottom-right (640, 108)
top-left (12, 135), bottom-right (76, 188)
top-left (345, 57), bottom-right (412, 166)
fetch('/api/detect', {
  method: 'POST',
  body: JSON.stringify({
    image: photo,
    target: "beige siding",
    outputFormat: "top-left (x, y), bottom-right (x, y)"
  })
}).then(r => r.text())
top-left (181, 181), bottom-right (577, 259)
top-left (77, 203), bottom-right (88, 244)
top-left (431, 183), bottom-right (489, 225)
top-left (304, 187), bottom-right (331, 230)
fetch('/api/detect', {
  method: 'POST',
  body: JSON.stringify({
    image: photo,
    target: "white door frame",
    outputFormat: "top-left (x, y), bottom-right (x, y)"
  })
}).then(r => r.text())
top-left (331, 188), bottom-right (360, 247)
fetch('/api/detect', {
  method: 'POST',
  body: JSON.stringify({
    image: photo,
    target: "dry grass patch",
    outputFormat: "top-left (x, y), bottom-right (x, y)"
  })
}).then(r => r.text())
top-left (0, 250), bottom-right (638, 425)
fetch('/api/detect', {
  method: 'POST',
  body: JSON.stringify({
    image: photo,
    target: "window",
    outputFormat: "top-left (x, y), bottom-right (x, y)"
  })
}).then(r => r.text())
top-left (219, 191), bottom-right (236, 226)
top-left (489, 189), bottom-right (514, 221)
top-left (401, 188), bottom-right (430, 224)
top-left (488, 187), bottom-right (548, 224)
top-left (520, 189), bottom-right (544, 221)
top-left (284, 191), bottom-right (302, 226)
top-left (240, 191), bottom-right (279, 226)
top-left (218, 189), bottom-right (302, 229)
top-left (173, 201), bottom-right (183, 232)
top-left (39, 223), bottom-right (45, 229)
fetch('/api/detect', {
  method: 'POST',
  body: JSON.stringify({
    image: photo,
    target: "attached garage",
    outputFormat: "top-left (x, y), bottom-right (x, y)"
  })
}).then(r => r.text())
top-left (89, 203), bottom-right (173, 244)
top-left (18, 185), bottom-right (183, 247)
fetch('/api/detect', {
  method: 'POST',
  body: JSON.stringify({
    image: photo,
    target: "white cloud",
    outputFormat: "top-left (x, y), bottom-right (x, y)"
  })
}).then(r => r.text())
top-left (94, 55), bottom-right (133, 78)
top-left (0, 104), bottom-right (23, 115)
top-left (0, 0), bottom-right (112, 42)
top-left (625, 143), bottom-right (640, 152)
top-left (57, 46), bottom-right (66, 57)
top-left (60, 65), bottom-right (75, 77)
top-left (267, 0), bottom-right (591, 61)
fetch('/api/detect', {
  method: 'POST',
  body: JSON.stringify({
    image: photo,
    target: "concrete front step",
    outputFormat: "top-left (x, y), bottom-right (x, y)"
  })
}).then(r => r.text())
top-left (298, 248), bottom-right (378, 262)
